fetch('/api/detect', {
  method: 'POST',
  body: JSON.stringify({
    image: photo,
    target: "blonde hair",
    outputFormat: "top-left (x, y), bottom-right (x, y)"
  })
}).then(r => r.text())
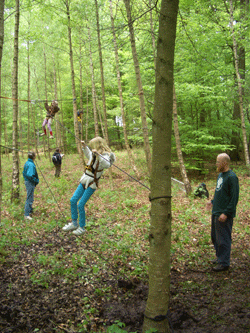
top-left (88, 137), bottom-right (111, 155)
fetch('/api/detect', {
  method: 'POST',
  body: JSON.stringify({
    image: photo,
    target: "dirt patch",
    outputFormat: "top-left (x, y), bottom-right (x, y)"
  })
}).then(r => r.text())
top-left (0, 229), bottom-right (249, 333)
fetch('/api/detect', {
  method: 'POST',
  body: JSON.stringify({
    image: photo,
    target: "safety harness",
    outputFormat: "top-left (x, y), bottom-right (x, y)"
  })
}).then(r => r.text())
top-left (84, 154), bottom-right (103, 188)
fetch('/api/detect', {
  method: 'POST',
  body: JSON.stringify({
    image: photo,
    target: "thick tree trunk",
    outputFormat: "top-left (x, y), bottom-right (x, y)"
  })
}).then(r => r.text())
top-left (123, 0), bottom-right (152, 175)
top-left (11, 0), bottom-right (20, 201)
top-left (229, 0), bottom-right (249, 166)
top-left (173, 86), bottom-right (191, 195)
top-left (143, 0), bottom-right (179, 332)
top-left (149, 0), bottom-right (157, 69)
top-left (0, 0), bottom-right (4, 222)
top-left (109, 0), bottom-right (139, 178)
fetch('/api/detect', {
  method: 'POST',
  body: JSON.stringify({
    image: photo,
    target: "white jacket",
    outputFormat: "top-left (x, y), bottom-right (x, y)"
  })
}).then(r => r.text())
top-left (80, 146), bottom-right (115, 189)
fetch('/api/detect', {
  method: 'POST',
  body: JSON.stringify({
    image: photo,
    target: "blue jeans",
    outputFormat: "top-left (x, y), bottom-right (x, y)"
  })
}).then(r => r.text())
top-left (24, 180), bottom-right (35, 216)
top-left (70, 184), bottom-right (95, 228)
top-left (211, 214), bottom-right (233, 267)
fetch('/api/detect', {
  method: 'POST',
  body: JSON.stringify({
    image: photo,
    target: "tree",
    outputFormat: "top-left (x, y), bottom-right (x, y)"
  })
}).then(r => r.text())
top-left (11, 0), bottom-right (20, 201)
top-left (229, 0), bottom-right (249, 166)
top-left (142, 0), bottom-right (179, 332)
top-left (123, 0), bottom-right (152, 174)
top-left (0, 0), bottom-right (5, 222)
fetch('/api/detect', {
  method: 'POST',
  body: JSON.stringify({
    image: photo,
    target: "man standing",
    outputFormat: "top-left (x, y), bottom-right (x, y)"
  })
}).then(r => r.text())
top-left (206, 153), bottom-right (239, 272)
top-left (23, 151), bottom-right (39, 220)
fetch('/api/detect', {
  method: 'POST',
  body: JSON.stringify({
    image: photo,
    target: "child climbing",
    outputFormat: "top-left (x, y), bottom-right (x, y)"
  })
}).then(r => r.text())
top-left (40, 100), bottom-right (60, 139)
top-left (62, 137), bottom-right (116, 235)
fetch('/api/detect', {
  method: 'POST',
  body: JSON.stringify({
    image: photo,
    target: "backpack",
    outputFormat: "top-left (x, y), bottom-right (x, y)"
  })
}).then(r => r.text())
top-left (52, 153), bottom-right (61, 166)
top-left (194, 183), bottom-right (209, 199)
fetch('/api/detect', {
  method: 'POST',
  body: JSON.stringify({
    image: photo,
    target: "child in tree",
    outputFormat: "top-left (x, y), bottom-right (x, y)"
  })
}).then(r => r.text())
top-left (40, 100), bottom-right (60, 139)
top-left (52, 148), bottom-right (64, 178)
top-left (62, 137), bottom-right (115, 235)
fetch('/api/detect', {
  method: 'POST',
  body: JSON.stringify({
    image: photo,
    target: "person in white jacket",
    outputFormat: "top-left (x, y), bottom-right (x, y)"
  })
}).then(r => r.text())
top-left (62, 137), bottom-right (115, 235)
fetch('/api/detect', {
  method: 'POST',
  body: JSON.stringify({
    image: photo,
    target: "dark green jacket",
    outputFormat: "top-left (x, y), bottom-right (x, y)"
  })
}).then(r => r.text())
top-left (212, 170), bottom-right (239, 218)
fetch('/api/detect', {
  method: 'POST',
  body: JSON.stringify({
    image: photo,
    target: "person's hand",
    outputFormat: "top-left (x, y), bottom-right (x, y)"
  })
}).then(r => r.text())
top-left (218, 213), bottom-right (227, 222)
top-left (81, 140), bottom-right (86, 147)
top-left (206, 201), bottom-right (213, 211)
top-left (92, 149), bottom-right (97, 155)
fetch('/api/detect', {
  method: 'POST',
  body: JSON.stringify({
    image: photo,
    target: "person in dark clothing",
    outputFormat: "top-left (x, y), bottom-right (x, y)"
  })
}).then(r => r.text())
top-left (206, 153), bottom-right (239, 272)
top-left (23, 151), bottom-right (39, 220)
top-left (52, 148), bottom-right (64, 178)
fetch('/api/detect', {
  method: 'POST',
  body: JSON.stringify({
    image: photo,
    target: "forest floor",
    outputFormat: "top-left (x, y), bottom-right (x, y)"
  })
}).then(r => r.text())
top-left (0, 149), bottom-right (250, 333)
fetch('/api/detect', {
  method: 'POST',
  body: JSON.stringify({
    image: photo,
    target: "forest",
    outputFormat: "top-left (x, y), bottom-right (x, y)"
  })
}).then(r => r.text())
top-left (0, 0), bottom-right (250, 332)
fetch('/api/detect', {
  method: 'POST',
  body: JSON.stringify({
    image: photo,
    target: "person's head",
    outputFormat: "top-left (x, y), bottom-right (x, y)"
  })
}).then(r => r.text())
top-left (216, 153), bottom-right (230, 173)
top-left (28, 151), bottom-right (36, 160)
top-left (55, 148), bottom-right (60, 153)
top-left (88, 137), bottom-right (111, 155)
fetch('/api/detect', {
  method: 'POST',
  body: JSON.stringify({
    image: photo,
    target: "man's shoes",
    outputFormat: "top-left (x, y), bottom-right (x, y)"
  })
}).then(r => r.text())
top-left (62, 222), bottom-right (78, 231)
top-left (72, 227), bottom-right (86, 236)
top-left (24, 215), bottom-right (33, 220)
top-left (211, 258), bottom-right (218, 264)
top-left (212, 264), bottom-right (229, 272)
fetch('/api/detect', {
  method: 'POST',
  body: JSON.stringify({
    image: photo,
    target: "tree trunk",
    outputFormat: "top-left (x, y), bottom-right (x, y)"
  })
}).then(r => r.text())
top-left (88, 27), bottom-right (99, 137)
top-left (95, 0), bottom-right (109, 144)
top-left (229, 0), bottom-right (249, 166)
top-left (0, 0), bottom-right (4, 222)
top-left (53, 54), bottom-right (60, 147)
top-left (123, 0), bottom-right (152, 175)
top-left (173, 86), bottom-right (191, 195)
top-left (43, 46), bottom-right (51, 161)
top-left (65, 0), bottom-right (81, 154)
top-left (27, 40), bottom-right (30, 152)
top-left (11, 0), bottom-right (20, 201)
top-left (149, 0), bottom-right (157, 69)
top-left (142, 0), bottom-right (179, 332)
top-left (109, 0), bottom-right (139, 178)
top-left (85, 86), bottom-right (89, 142)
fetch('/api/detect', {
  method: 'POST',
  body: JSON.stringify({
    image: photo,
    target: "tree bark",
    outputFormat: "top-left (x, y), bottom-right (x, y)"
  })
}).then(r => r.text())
top-left (11, 0), bottom-right (20, 201)
top-left (173, 86), bottom-right (191, 195)
top-left (109, 0), bottom-right (139, 178)
top-left (88, 27), bottom-right (99, 138)
top-left (143, 0), bottom-right (179, 332)
top-left (95, 0), bottom-right (110, 144)
top-left (229, 0), bottom-right (249, 166)
top-left (65, 0), bottom-right (81, 154)
top-left (0, 0), bottom-right (5, 222)
top-left (123, 0), bottom-right (152, 175)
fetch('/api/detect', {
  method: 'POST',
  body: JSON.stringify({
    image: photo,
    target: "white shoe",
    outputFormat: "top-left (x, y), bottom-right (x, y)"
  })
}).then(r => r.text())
top-left (49, 135), bottom-right (54, 139)
top-left (62, 222), bottom-right (78, 231)
top-left (72, 227), bottom-right (85, 235)
top-left (24, 216), bottom-right (32, 220)
top-left (40, 133), bottom-right (45, 136)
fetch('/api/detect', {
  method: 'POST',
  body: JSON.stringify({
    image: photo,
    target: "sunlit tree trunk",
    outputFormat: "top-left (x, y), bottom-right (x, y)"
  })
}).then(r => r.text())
top-left (58, 67), bottom-right (66, 153)
top-left (173, 86), bottom-right (191, 195)
top-left (95, 0), bottom-right (109, 144)
top-left (79, 42), bottom-right (84, 140)
top-left (27, 40), bottom-right (30, 152)
top-left (109, 0), bottom-right (139, 177)
top-left (85, 87), bottom-right (89, 142)
top-left (65, 0), bottom-right (81, 154)
top-left (0, 0), bottom-right (5, 222)
top-left (123, 0), bottom-right (152, 175)
top-left (143, 0), bottom-right (179, 332)
top-left (43, 46), bottom-right (51, 161)
top-left (11, 0), bottom-right (20, 201)
top-left (229, 0), bottom-right (249, 166)
top-left (88, 27), bottom-right (99, 137)
top-left (53, 54), bottom-right (60, 147)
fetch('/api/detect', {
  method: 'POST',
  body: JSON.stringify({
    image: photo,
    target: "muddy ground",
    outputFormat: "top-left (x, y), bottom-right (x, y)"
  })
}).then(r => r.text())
top-left (0, 226), bottom-right (249, 333)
